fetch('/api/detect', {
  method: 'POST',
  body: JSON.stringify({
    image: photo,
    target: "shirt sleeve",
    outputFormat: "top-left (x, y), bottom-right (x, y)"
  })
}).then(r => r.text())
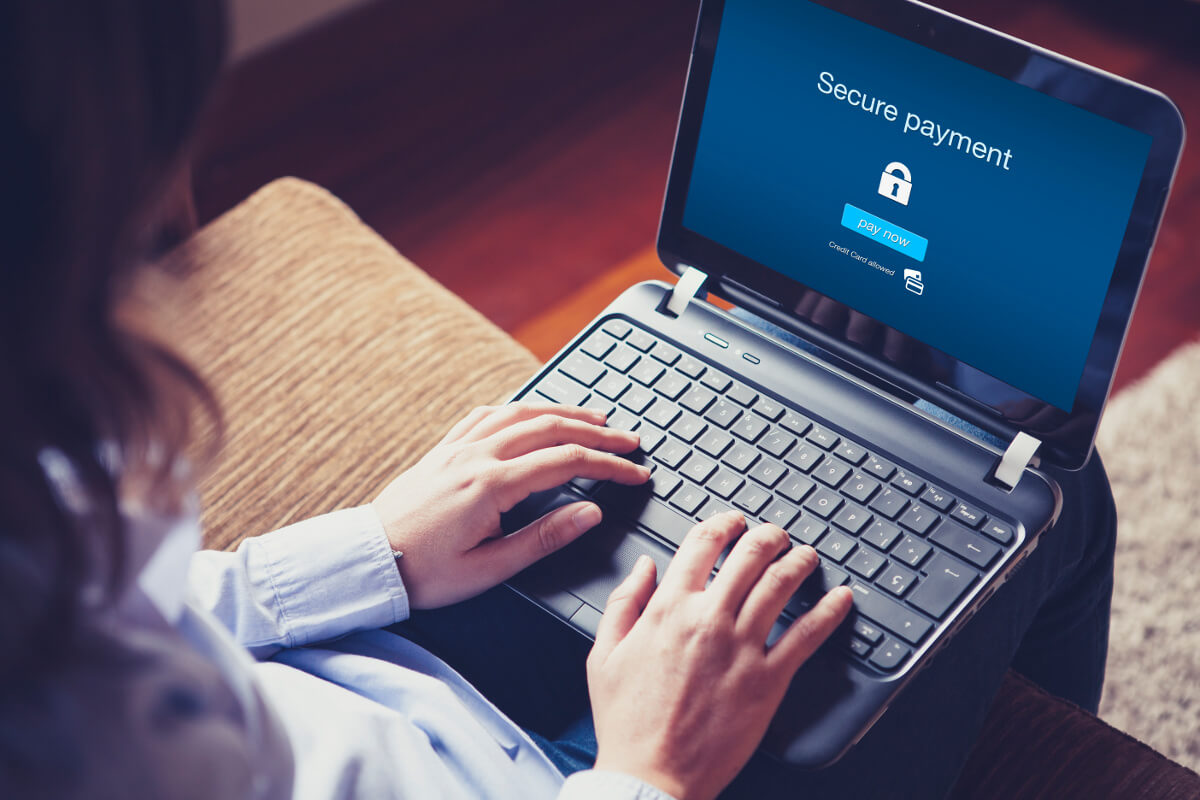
top-left (557, 771), bottom-right (680, 800)
top-left (187, 505), bottom-right (409, 658)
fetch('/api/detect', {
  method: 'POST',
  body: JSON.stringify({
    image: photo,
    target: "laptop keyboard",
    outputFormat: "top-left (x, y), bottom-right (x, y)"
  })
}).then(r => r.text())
top-left (528, 318), bottom-right (1018, 674)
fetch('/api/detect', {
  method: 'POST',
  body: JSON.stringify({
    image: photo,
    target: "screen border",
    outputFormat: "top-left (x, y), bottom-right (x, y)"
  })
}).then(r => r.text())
top-left (657, 0), bottom-right (1184, 471)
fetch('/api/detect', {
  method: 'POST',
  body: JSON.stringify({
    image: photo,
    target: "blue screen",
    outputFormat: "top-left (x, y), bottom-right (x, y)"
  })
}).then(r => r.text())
top-left (682, 0), bottom-right (1152, 411)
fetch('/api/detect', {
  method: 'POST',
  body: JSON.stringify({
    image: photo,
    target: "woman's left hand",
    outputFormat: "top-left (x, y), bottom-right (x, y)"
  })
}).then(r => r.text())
top-left (371, 402), bottom-right (649, 609)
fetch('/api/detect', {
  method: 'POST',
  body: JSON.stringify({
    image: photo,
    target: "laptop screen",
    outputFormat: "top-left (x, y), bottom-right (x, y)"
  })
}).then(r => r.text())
top-left (680, 0), bottom-right (1152, 414)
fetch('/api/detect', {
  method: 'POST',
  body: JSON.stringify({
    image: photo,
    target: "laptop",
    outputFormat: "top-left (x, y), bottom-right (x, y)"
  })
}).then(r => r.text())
top-left (501, 0), bottom-right (1184, 768)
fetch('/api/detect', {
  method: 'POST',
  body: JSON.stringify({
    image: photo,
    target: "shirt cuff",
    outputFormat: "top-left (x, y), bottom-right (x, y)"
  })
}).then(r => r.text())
top-left (558, 770), bottom-right (680, 800)
top-left (257, 505), bottom-right (409, 646)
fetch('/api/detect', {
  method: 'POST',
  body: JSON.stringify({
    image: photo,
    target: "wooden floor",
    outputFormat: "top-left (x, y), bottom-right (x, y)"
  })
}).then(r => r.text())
top-left (194, 0), bottom-right (1200, 393)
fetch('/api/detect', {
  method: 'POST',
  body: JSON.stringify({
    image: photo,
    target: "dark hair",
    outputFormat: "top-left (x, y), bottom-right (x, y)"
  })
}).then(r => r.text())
top-left (0, 0), bottom-right (227, 686)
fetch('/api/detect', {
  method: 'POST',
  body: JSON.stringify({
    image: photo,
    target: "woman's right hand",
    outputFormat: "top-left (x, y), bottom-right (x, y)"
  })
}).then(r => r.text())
top-left (587, 511), bottom-right (853, 800)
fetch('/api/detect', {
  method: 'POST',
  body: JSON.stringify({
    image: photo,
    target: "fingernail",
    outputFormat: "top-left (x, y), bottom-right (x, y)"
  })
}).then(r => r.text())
top-left (573, 504), bottom-right (602, 532)
top-left (636, 554), bottom-right (653, 571)
top-left (639, 465), bottom-right (652, 478)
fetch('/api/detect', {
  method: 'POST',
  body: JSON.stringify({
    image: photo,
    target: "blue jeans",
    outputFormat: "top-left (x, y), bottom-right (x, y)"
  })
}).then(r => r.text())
top-left (395, 320), bottom-right (1117, 797)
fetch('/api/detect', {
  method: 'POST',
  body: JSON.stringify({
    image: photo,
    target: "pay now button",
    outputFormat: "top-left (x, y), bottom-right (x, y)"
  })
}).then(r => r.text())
top-left (841, 203), bottom-right (928, 262)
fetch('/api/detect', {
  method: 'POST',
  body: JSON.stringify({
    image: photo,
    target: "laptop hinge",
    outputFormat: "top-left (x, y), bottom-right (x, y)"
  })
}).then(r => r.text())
top-left (658, 266), bottom-right (708, 318)
top-left (989, 431), bottom-right (1042, 491)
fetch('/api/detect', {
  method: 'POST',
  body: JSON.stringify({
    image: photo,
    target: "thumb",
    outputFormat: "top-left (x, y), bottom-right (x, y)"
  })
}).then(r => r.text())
top-left (466, 500), bottom-right (601, 585)
top-left (591, 554), bottom-right (658, 666)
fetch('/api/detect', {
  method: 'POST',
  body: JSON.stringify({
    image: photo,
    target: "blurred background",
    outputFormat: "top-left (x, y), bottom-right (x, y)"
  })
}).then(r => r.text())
top-left (194, 0), bottom-right (1199, 388)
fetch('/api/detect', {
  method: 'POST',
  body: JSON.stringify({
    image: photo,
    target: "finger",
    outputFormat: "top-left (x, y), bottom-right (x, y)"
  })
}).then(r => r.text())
top-left (706, 523), bottom-right (792, 612)
top-left (493, 445), bottom-right (650, 511)
top-left (656, 511), bottom-right (746, 595)
top-left (737, 545), bottom-right (820, 640)
top-left (485, 414), bottom-right (640, 461)
top-left (767, 586), bottom-right (854, 674)
top-left (457, 402), bottom-right (607, 445)
top-left (437, 405), bottom-right (497, 445)
top-left (464, 501), bottom-right (603, 590)
top-left (592, 554), bottom-right (658, 665)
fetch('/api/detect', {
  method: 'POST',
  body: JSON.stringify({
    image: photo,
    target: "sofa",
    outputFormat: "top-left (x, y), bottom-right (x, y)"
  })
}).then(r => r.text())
top-left (162, 177), bottom-right (1200, 798)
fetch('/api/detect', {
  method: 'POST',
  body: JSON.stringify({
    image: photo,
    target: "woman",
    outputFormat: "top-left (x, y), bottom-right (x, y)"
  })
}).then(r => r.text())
top-left (0, 2), bottom-right (1117, 799)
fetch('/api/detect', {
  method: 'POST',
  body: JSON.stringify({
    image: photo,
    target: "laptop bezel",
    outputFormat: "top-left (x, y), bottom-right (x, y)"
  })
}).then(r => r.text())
top-left (656, 0), bottom-right (1185, 471)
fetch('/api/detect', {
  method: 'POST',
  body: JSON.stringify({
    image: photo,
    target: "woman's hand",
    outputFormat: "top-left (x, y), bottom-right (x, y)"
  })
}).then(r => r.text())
top-left (372, 402), bottom-right (650, 609)
top-left (588, 511), bottom-right (854, 800)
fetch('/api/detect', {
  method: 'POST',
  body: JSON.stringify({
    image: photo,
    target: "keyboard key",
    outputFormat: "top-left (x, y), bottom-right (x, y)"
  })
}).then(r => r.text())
top-left (696, 429), bottom-right (733, 458)
top-left (788, 562), bottom-right (850, 616)
top-left (749, 458), bottom-right (787, 488)
top-left (593, 373), bottom-right (630, 401)
top-left (535, 375), bottom-right (589, 406)
top-left (878, 563), bottom-right (917, 597)
top-left (655, 372), bottom-right (691, 401)
top-left (560, 354), bottom-right (605, 387)
top-left (869, 488), bottom-right (908, 519)
top-left (626, 329), bottom-right (655, 351)
top-left (698, 498), bottom-right (734, 521)
top-left (892, 535), bottom-right (931, 568)
top-left (783, 443), bottom-right (823, 473)
top-left (832, 503), bottom-right (871, 535)
top-left (929, 520), bottom-right (1001, 569)
top-left (730, 414), bottom-right (768, 443)
top-left (700, 371), bottom-right (732, 392)
top-left (637, 426), bottom-right (665, 455)
top-left (891, 469), bottom-right (925, 496)
top-left (580, 331), bottom-right (616, 360)
top-left (582, 395), bottom-right (614, 417)
top-left (650, 341), bottom-right (681, 365)
top-left (761, 499), bottom-right (800, 529)
top-left (951, 502), bottom-right (986, 528)
top-left (644, 401), bottom-right (680, 429)
top-left (846, 547), bottom-right (887, 580)
top-left (920, 485), bottom-right (956, 512)
top-left (618, 386), bottom-right (655, 414)
top-left (847, 583), bottom-right (932, 645)
top-left (908, 553), bottom-right (978, 619)
top-left (681, 454), bottom-right (718, 484)
top-left (704, 400), bottom-right (742, 428)
top-left (852, 619), bottom-right (885, 645)
top-left (816, 530), bottom-right (856, 563)
top-left (722, 443), bottom-right (760, 473)
top-left (807, 425), bottom-right (840, 450)
top-left (869, 638), bottom-right (911, 671)
top-left (606, 409), bottom-right (639, 432)
top-left (670, 485), bottom-right (709, 516)
top-left (676, 355), bottom-right (706, 379)
top-left (846, 637), bottom-right (873, 658)
top-left (803, 487), bottom-right (843, 519)
top-left (630, 359), bottom-right (665, 386)
top-left (727, 383), bottom-right (758, 406)
top-left (865, 454), bottom-right (896, 480)
top-left (707, 470), bottom-right (745, 500)
top-left (649, 471), bottom-right (682, 499)
top-left (758, 429), bottom-right (795, 459)
top-left (653, 440), bottom-right (690, 470)
top-left (861, 520), bottom-right (902, 551)
top-left (834, 440), bottom-right (868, 465)
top-left (669, 412), bottom-right (707, 444)
top-left (814, 458), bottom-right (852, 488)
top-left (780, 411), bottom-right (812, 436)
top-left (981, 519), bottom-right (1014, 545)
top-left (680, 385), bottom-right (717, 415)
top-left (898, 503), bottom-right (938, 536)
top-left (733, 484), bottom-right (771, 515)
top-left (843, 473), bottom-right (881, 504)
top-left (605, 345), bottom-right (640, 373)
top-left (776, 474), bottom-right (815, 505)
top-left (792, 516), bottom-right (828, 545)
top-left (752, 396), bottom-right (784, 421)
top-left (602, 319), bottom-right (631, 339)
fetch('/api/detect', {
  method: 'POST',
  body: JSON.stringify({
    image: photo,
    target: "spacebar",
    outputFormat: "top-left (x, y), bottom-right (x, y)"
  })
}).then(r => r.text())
top-left (594, 485), bottom-right (696, 548)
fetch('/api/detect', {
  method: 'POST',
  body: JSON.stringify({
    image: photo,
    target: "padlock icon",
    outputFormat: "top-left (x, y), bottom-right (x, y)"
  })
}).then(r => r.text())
top-left (878, 162), bottom-right (912, 205)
